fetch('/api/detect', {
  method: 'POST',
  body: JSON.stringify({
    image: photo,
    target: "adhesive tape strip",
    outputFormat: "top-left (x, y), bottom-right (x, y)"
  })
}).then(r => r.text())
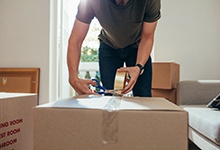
top-left (114, 71), bottom-right (127, 90)
top-left (102, 96), bottom-right (122, 144)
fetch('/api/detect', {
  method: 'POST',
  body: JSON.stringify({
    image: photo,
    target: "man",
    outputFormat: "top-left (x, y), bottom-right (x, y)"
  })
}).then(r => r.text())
top-left (67, 0), bottom-right (161, 96)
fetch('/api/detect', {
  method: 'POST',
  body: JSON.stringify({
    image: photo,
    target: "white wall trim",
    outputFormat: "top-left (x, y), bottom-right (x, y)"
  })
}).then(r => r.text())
top-left (49, 0), bottom-right (60, 102)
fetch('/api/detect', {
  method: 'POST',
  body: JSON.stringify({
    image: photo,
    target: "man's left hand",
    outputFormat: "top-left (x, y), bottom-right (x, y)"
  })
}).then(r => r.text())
top-left (117, 66), bottom-right (140, 94)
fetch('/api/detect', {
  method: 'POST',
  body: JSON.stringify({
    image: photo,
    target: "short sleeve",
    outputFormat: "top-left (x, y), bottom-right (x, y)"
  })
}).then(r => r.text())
top-left (144, 0), bottom-right (161, 22)
top-left (76, 0), bottom-right (95, 24)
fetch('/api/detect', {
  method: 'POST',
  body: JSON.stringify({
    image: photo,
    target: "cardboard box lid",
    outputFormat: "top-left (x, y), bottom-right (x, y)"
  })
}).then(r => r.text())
top-left (36, 95), bottom-right (184, 112)
top-left (0, 92), bottom-right (36, 99)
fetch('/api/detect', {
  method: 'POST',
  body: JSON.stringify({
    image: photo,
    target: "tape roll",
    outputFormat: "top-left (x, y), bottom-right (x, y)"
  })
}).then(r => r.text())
top-left (114, 71), bottom-right (127, 90)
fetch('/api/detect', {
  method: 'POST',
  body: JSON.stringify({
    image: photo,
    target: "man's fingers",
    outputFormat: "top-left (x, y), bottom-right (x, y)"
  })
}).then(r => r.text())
top-left (73, 79), bottom-right (97, 95)
top-left (86, 79), bottom-right (97, 86)
top-left (122, 79), bottom-right (135, 94)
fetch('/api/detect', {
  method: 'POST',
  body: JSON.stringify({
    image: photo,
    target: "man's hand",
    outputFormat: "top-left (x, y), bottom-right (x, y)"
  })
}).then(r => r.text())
top-left (69, 75), bottom-right (97, 95)
top-left (117, 66), bottom-right (140, 94)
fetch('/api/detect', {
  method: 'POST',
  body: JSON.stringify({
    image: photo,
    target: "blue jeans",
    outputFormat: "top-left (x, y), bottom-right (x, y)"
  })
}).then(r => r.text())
top-left (98, 41), bottom-right (152, 97)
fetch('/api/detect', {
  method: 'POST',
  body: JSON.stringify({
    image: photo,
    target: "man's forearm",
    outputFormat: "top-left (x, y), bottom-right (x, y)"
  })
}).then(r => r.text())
top-left (136, 37), bottom-right (154, 66)
top-left (67, 19), bottom-right (90, 79)
top-left (136, 21), bottom-right (157, 67)
top-left (67, 40), bottom-right (81, 78)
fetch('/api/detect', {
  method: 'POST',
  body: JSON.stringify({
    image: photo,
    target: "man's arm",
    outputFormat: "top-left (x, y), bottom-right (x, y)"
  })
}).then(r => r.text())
top-left (119, 21), bottom-right (158, 94)
top-left (67, 19), bottom-right (96, 95)
top-left (136, 21), bottom-right (157, 69)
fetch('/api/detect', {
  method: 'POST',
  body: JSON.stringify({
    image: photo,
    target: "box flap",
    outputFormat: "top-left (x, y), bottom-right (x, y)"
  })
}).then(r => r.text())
top-left (36, 95), bottom-right (184, 111)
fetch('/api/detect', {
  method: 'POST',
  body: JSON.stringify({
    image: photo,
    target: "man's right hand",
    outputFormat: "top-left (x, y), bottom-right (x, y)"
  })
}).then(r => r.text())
top-left (69, 76), bottom-right (97, 95)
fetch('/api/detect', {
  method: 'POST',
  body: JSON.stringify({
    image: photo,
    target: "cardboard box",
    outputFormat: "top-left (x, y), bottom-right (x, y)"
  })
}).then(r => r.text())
top-left (152, 62), bottom-right (180, 89)
top-left (0, 93), bottom-right (38, 150)
top-left (0, 68), bottom-right (40, 94)
top-left (34, 95), bottom-right (188, 150)
top-left (152, 89), bottom-right (176, 104)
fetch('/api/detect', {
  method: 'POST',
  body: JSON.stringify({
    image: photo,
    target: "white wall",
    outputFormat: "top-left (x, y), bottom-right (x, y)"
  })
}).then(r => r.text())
top-left (0, 0), bottom-right (51, 104)
top-left (154, 0), bottom-right (220, 80)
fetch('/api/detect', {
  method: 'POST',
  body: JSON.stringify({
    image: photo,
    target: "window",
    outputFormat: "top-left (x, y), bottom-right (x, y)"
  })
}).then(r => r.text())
top-left (66, 0), bottom-right (101, 63)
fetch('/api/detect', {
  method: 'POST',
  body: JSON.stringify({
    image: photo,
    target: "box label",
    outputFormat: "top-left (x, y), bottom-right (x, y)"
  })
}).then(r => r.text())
top-left (0, 118), bottom-right (23, 149)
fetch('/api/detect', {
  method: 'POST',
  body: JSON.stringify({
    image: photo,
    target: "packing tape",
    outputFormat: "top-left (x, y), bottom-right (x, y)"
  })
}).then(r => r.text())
top-left (102, 71), bottom-right (127, 144)
top-left (114, 71), bottom-right (127, 90)
top-left (102, 96), bottom-right (122, 144)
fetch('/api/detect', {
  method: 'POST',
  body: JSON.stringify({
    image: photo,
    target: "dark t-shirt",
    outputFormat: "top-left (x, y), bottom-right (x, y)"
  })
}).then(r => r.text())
top-left (76, 0), bottom-right (161, 49)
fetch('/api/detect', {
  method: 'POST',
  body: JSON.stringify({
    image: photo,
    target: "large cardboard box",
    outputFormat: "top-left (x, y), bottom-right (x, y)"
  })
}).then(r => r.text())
top-left (152, 62), bottom-right (180, 89)
top-left (34, 95), bottom-right (188, 150)
top-left (0, 93), bottom-right (38, 150)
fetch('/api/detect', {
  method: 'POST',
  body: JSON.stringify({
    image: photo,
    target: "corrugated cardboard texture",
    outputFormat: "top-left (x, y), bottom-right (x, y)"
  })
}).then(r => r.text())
top-left (152, 62), bottom-right (180, 89)
top-left (0, 94), bottom-right (38, 150)
top-left (152, 89), bottom-right (177, 104)
top-left (34, 97), bottom-right (188, 150)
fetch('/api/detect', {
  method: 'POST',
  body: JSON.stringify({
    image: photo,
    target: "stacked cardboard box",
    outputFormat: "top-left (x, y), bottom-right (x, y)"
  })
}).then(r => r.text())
top-left (152, 62), bottom-right (180, 103)
top-left (0, 93), bottom-right (38, 150)
top-left (34, 95), bottom-right (188, 150)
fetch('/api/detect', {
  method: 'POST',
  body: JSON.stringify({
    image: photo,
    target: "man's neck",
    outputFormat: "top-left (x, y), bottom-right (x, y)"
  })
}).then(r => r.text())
top-left (115, 0), bottom-right (129, 6)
